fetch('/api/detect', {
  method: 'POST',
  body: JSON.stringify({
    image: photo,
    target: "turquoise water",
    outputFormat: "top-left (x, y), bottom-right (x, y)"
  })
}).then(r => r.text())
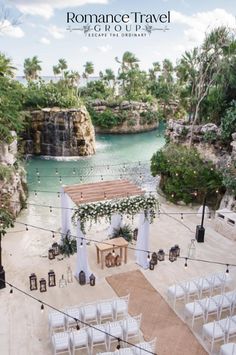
top-left (26, 125), bottom-right (165, 197)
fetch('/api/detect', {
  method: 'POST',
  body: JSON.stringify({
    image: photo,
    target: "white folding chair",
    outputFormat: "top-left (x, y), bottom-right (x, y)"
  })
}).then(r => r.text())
top-left (81, 303), bottom-right (98, 324)
top-left (132, 339), bottom-right (156, 355)
top-left (113, 295), bottom-right (129, 320)
top-left (213, 294), bottom-right (232, 319)
top-left (49, 311), bottom-right (66, 334)
top-left (167, 283), bottom-right (187, 309)
top-left (122, 315), bottom-right (142, 342)
top-left (51, 331), bottom-right (71, 355)
top-left (65, 306), bottom-right (83, 329)
top-left (186, 280), bottom-right (201, 301)
top-left (184, 299), bottom-right (206, 328)
top-left (198, 276), bottom-right (213, 297)
top-left (204, 297), bottom-right (220, 322)
top-left (118, 348), bottom-right (135, 355)
top-left (107, 320), bottom-right (123, 350)
top-left (220, 342), bottom-right (236, 355)
top-left (202, 317), bottom-right (228, 353)
top-left (226, 316), bottom-right (236, 343)
top-left (88, 323), bottom-right (108, 354)
top-left (97, 300), bottom-right (114, 323)
top-left (70, 328), bottom-right (89, 355)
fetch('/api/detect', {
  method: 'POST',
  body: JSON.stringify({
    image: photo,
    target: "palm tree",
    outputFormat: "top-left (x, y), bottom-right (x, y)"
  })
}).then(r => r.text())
top-left (23, 56), bottom-right (42, 80)
top-left (0, 53), bottom-right (16, 77)
top-left (83, 61), bottom-right (94, 84)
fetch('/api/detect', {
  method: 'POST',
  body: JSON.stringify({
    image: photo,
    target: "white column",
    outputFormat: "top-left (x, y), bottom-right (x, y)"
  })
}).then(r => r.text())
top-left (75, 219), bottom-right (91, 283)
top-left (135, 212), bottom-right (150, 269)
top-left (60, 186), bottom-right (72, 237)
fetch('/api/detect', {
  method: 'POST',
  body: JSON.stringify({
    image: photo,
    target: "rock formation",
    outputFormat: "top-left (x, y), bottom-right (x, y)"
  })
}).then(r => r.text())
top-left (23, 107), bottom-right (96, 156)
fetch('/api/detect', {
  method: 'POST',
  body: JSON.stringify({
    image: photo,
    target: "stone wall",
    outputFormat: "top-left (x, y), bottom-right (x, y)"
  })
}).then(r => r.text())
top-left (23, 107), bottom-right (96, 157)
top-left (91, 100), bottom-right (159, 134)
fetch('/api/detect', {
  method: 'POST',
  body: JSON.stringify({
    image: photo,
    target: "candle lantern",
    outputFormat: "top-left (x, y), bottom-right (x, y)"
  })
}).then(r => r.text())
top-left (79, 271), bottom-right (86, 285)
top-left (89, 273), bottom-right (96, 286)
top-left (48, 270), bottom-right (56, 287)
top-left (48, 248), bottom-right (55, 260)
top-left (157, 249), bottom-right (165, 261)
top-left (66, 266), bottom-right (73, 283)
top-left (52, 242), bottom-right (59, 256)
top-left (149, 260), bottom-right (155, 270)
top-left (133, 228), bottom-right (138, 241)
top-left (39, 278), bottom-right (47, 292)
top-left (29, 273), bottom-right (37, 291)
top-left (169, 247), bottom-right (177, 262)
top-left (151, 252), bottom-right (158, 265)
top-left (174, 245), bottom-right (180, 257)
top-left (59, 274), bottom-right (67, 288)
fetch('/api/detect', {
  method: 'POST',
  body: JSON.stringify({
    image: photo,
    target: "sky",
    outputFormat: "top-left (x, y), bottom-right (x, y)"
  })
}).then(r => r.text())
top-left (0, 0), bottom-right (236, 76)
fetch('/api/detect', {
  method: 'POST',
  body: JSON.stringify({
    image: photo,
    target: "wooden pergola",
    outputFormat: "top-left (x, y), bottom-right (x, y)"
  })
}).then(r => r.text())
top-left (64, 179), bottom-right (144, 205)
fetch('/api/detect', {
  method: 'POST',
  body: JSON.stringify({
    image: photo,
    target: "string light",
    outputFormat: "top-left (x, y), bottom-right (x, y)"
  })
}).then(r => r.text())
top-left (34, 191), bottom-right (38, 197)
top-left (73, 168), bottom-right (76, 175)
top-left (112, 246), bottom-right (115, 257)
top-left (181, 213), bottom-right (183, 220)
top-left (184, 258), bottom-right (188, 268)
top-left (37, 177), bottom-right (40, 184)
top-left (116, 338), bottom-right (121, 350)
top-left (41, 303), bottom-right (44, 312)
top-left (49, 206), bottom-right (52, 213)
top-left (10, 287), bottom-right (13, 294)
top-left (147, 252), bottom-right (151, 263)
top-left (80, 192), bottom-right (83, 201)
top-left (101, 175), bottom-right (104, 181)
top-left (80, 238), bottom-right (83, 248)
top-left (76, 320), bottom-right (80, 330)
top-left (52, 231), bottom-right (55, 239)
top-left (59, 176), bottom-right (62, 184)
top-left (226, 264), bottom-right (229, 274)
top-left (25, 224), bottom-right (28, 231)
top-left (57, 192), bottom-right (60, 198)
top-left (55, 168), bottom-right (58, 175)
top-left (36, 168), bottom-right (39, 176)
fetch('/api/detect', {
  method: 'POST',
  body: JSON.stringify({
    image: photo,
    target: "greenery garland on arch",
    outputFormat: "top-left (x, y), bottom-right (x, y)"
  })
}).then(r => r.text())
top-left (72, 195), bottom-right (159, 229)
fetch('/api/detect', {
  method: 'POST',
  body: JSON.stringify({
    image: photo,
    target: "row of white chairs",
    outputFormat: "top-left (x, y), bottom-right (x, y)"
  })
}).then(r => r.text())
top-left (97, 338), bottom-right (156, 355)
top-left (51, 315), bottom-right (142, 355)
top-left (202, 315), bottom-right (236, 353)
top-left (49, 295), bottom-right (130, 334)
top-left (167, 272), bottom-right (231, 309)
top-left (220, 342), bottom-right (236, 355)
top-left (185, 290), bottom-right (236, 328)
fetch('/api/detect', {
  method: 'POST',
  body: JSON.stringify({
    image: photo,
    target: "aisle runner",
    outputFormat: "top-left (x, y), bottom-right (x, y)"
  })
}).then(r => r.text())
top-left (106, 270), bottom-right (207, 355)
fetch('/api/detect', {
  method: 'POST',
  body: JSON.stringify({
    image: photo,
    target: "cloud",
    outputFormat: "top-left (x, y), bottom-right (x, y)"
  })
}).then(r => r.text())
top-left (80, 46), bottom-right (89, 53)
top-left (47, 25), bottom-right (65, 39)
top-left (40, 37), bottom-right (50, 44)
top-left (14, 0), bottom-right (109, 19)
top-left (171, 8), bottom-right (235, 44)
top-left (0, 20), bottom-right (24, 38)
top-left (98, 44), bottom-right (112, 53)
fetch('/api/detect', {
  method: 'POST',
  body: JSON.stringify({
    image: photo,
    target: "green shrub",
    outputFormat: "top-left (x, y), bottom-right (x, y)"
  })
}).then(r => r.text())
top-left (89, 108), bottom-right (124, 128)
top-left (140, 110), bottom-right (158, 125)
top-left (151, 144), bottom-right (224, 204)
top-left (111, 224), bottom-right (133, 242)
top-left (203, 130), bottom-right (218, 143)
top-left (220, 101), bottom-right (236, 144)
top-left (0, 164), bottom-right (13, 182)
top-left (59, 233), bottom-right (77, 257)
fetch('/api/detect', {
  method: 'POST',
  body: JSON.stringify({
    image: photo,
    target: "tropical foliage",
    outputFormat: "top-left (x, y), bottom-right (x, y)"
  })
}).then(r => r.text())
top-left (151, 144), bottom-right (224, 204)
top-left (111, 224), bottom-right (133, 242)
top-left (59, 233), bottom-right (77, 257)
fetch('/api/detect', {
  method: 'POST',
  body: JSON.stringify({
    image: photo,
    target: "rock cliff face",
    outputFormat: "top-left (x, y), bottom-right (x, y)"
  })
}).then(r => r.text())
top-left (0, 133), bottom-right (27, 217)
top-left (23, 107), bottom-right (96, 156)
top-left (91, 100), bottom-right (159, 133)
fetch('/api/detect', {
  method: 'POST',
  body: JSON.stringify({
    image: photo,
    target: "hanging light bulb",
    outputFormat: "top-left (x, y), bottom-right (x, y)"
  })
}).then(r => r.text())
top-left (10, 287), bottom-right (13, 294)
top-left (37, 177), bottom-right (41, 184)
top-left (50, 206), bottom-right (52, 213)
top-left (226, 264), bottom-right (229, 274)
top-left (139, 174), bottom-right (142, 180)
top-left (34, 191), bottom-right (38, 197)
top-left (41, 303), bottom-right (44, 312)
top-left (194, 191), bottom-right (198, 197)
top-left (175, 172), bottom-right (178, 176)
top-left (55, 168), bottom-right (58, 175)
top-left (25, 224), bottom-right (28, 231)
top-left (181, 213), bottom-right (183, 220)
top-left (73, 168), bottom-right (76, 175)
top-left (116, 338), bottom-right (121, 350)
top-left (57, 192), bottom-right (60, 198)
top-left (80, 192), bottom-right (83, 201)
top-left (104, 192), bottom-right (107, 199)
top-left (36, 168), bottom-right (39, 176)
top-left (184, 258), bottom-right (188, 268)
top-left (193, 170), bottom-right (196, 174)
top-left (59, 176), bottom-right (62, 184)
top-left (101, 175), bottom-right (104, 181)
top-left (80, 238), bottom-right (84, 248)
top-left (216, 189), bottom-right (219, 194)
top-left (107, 165), bottom-right (110, 170)
top-left (52, 231), bottom-right (55, 239)
top-left (76, 321), bottom-right (80, 331)
top-left (147, 252), bottom-right (151, 263)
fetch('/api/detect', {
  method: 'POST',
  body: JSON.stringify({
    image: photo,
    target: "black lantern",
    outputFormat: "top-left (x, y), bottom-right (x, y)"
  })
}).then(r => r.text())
top-left (169, 247), bottom-right (177, 262)
top-left (149, 260), bottom-right (155, 270)
top-left (48, 270), bottom-right (56, 287)
top-left (48, 248), bottom-right (55, 260)
top-left (79, 271), bottom-right (86, 285)
top-left (52, 242), bottom-right (59, 256)
top-left (157, 249), bottom-right (165, 261)
top-left (39, 278), bottom-right (47, 292)
top-left (151, 252), bottom-right (158, 265)
top-left (29, 273), bottom-right (37, 291)
top-left (174, 245), bottom-right (180, 258)
top-left (89, 273), bottom-right (96, 286)
top-left (133, 228), bottom-right (138, 241)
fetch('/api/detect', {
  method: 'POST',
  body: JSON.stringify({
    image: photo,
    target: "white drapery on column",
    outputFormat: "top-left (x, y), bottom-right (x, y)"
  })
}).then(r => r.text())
top-left (60, 186), bottom-right (72, 237)
top-left (75, 220), bottom-right (91, 283)
top-left (135, 212), bottom-right (150, 269)
top-left (108, 213), bottom-right (122, 236)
